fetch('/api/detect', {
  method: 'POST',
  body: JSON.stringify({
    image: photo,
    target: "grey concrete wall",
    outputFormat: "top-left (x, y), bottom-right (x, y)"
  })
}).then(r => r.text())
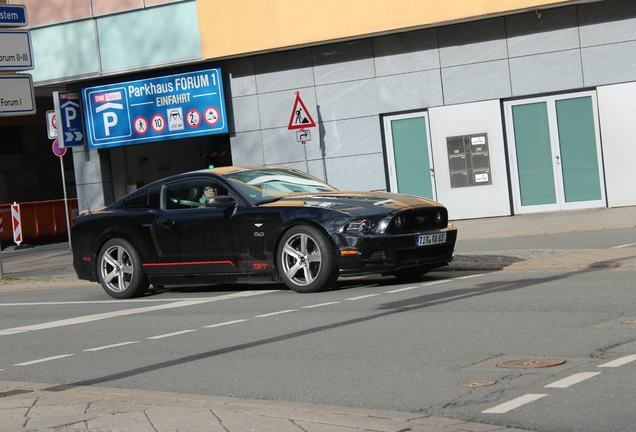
top-left (223, 0), bottom-right (636, 195)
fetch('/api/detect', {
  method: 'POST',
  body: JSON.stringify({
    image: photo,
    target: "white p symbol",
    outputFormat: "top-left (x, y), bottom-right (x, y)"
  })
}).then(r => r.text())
top-left (103, 112), bottom-right (118, 136)
top-left (64, 107), bottom-right (76, 128)
top-left (95, 102), bottom-right (124, 137)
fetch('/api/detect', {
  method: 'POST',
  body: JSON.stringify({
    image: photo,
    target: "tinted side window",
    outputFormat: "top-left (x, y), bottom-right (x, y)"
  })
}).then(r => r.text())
top-left (164, 179), bottom-right (231, 210)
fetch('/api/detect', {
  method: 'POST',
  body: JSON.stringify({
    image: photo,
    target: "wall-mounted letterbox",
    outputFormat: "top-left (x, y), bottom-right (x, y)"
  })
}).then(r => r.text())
top-left (446, 133), bottom-right (492, 188)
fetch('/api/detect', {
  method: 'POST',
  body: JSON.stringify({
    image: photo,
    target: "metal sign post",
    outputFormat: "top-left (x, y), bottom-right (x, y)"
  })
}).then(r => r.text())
top-left (52, 139), bottom-right (72, 250)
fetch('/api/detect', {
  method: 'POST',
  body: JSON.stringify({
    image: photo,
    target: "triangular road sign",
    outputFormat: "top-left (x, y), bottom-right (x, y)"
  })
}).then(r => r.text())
top-left (288, 92), bottom-right (316, 130)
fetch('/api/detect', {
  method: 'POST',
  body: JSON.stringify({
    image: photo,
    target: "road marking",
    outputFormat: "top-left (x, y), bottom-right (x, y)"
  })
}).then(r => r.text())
top-left (455, 273), bottom-right (487, 280)
top-left (0, 291), bottom-right (276, 336)
top-left (421, 280), bottom-right (452, 287)
top-left (612, 242), bottom-right (636, 249)
top-left (148, 329), bottom-right (197, 340)
top-left (544, 372), bottom-right (601, 388)
top-left (255, 310), bottom-right (297, 318)
top-left (482, 394), bottom-right (548, 414)
top-left (14, 354), bottom-right (74, 366)
top-left (599, 354), bottom-right (636, 368)
top-left (203, 319), bottom-right (249, 328)
top-left (345, 294), bottom-right (380, 301)
top-left (83, 341), bottom-right (139, 352)
top-left (302, 302), bottom-right (341, 309)
top-left (385, 286), bottom-right (419, 293)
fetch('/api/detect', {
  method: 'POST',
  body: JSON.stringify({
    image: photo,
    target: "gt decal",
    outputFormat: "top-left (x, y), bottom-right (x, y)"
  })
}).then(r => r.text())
top-left (253, 263), bottom-right (268, 270)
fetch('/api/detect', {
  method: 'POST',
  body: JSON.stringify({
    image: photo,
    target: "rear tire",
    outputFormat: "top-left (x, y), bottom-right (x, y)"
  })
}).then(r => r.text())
top-left (97, 238), bottom-right (149, 299)
top-left (277, 225), bottom-right (338, 293)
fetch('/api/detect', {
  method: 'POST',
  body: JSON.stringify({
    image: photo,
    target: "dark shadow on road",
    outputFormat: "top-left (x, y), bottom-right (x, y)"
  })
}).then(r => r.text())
top-left (48, 264), bottom-right (618, 390)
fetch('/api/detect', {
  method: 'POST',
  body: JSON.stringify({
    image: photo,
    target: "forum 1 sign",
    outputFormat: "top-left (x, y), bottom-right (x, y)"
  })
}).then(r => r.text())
top-left (82, 68), bottom-right (227, 150)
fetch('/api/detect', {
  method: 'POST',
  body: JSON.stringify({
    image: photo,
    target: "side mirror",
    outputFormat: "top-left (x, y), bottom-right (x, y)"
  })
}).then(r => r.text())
top-left (205, 195), bottom-right (237, 208)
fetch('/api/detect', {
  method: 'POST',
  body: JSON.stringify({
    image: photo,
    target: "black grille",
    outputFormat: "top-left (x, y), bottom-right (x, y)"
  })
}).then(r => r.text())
top-left (386, 207), bottom-right (448, 233)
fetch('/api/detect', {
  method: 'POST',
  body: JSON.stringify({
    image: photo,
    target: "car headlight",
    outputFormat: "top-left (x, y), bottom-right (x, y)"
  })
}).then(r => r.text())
top-left (345, 219), bottom-right (372, 233)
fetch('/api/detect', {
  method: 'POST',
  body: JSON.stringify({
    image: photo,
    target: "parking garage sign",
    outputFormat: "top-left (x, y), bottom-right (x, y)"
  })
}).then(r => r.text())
top-left (82, 68), bottom-right (227, 150)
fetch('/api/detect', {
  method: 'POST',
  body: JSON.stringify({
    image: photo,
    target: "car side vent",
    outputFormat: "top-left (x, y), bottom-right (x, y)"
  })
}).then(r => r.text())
top-left (120, 189), bottom-right (150, 208)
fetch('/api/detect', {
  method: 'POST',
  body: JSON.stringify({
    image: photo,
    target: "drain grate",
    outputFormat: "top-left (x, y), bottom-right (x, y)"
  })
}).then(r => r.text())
top-left (459, 380), bottom-right (496, 387)
top-left (498, 358), bottom-right (565, 369)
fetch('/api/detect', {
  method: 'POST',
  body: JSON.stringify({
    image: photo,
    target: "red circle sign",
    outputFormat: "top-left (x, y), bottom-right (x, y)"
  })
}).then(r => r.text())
top-left (52, 139), bottom-right (66, 157)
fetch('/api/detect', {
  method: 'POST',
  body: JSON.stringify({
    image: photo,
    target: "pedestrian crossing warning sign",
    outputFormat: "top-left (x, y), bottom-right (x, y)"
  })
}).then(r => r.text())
top-left (288, 92), bottom-right (316, 130)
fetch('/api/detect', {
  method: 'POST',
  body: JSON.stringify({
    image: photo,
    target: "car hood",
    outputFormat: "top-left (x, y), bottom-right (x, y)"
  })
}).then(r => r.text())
top-left (260, 191), bottom-right (442, 217)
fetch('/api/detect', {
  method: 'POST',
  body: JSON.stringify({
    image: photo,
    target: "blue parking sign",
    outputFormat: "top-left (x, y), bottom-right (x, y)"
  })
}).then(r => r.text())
top-left (82, 68), bottom-right (227, 149)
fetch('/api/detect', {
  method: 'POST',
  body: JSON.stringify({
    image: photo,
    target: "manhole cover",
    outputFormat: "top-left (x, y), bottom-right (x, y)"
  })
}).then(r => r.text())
top-left (498, 358), bottom-right (565, 369)
top-left (621, 320), bottom-right (636, 325)
top-left (459, 380), bottom-right (496, 387)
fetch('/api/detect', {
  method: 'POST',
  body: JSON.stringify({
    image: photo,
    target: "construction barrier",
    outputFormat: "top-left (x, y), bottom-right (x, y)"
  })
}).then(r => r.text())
top-left (0, 199), bottom-right (78, 249)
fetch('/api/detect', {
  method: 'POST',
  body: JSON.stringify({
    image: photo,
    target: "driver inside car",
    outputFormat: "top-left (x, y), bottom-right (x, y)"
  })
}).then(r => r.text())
top-left (200, 186), bottom-right (217, 204)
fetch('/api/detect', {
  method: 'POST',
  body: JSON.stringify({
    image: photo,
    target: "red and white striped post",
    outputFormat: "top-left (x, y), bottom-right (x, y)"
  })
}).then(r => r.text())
top-left (11, 203), bottom-right (22, 246)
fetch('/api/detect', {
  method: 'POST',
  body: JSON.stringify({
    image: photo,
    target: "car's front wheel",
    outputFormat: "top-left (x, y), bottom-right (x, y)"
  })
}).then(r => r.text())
top-left (277, 225), bottom-right (338, 293)
top-left (97, 238), bottom-right (149, 299)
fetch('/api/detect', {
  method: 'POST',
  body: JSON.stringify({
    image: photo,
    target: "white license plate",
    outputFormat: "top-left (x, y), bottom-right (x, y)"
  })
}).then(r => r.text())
top-left (415, 232), bottom-right (447, 246)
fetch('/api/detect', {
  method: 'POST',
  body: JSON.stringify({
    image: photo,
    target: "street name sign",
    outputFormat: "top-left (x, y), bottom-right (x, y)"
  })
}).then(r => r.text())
top-left (82, 68), bottom-right (228, 150)
top-left (53, 91), bottom-right (86, 148)
top-left (0, 74), bottom-right (35, 116)
top-left (0, 29), bottom-right (33, 70)
top-left (0, 4), bottom-right (27, 27)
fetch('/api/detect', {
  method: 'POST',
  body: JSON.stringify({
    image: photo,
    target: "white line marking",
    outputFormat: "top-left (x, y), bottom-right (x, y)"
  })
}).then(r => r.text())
top-left (0, 296), bottom-right (274, 307)
top-left (385, 286), bottom-right (419, 293)
top-left (612, 243), bottom-right (636, 249)
top-left (203, 319), bottom-right (249, 328)
top-left (421, 280), bottom-right (451, 287)
top-left (255, 310), bottom-right (297, 318)
top-left (147, 329), bottom-right (197, 340)
top-left (83, 341), bottom-right (139, 352)
top-left (345, 294), bottom-right (381, 301)
top-left (0, 291), bottom-right (276, 336)
top-left (599, 354), bottom-right (636, 368)
top-left (302, 302), bottom-right (341, 309)
top-left (482, 394), bottom-right (548, 414)
top-left (455, 273), bottom-right (487, 280)
top-left (544, 372), bottom-right (601, 388)
top-left (14, 354), bottom-right (74, 366)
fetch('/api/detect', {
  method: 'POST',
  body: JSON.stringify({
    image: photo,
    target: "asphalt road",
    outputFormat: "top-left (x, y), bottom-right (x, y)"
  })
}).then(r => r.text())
top-left (1, 237), bottom-right (636, 431)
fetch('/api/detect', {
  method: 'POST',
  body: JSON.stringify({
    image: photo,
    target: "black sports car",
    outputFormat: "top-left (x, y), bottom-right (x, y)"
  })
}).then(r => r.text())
top-left (72, 166), bottom-right (457, 299)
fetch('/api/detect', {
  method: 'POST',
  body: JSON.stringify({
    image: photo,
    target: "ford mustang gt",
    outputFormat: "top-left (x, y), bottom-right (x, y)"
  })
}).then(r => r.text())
top-left (72, 166), bottom-right (457, 299)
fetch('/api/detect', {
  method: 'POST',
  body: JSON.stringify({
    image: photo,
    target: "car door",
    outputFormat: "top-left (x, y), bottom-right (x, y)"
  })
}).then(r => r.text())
top-left (150, 179), bottom-right (248, 275)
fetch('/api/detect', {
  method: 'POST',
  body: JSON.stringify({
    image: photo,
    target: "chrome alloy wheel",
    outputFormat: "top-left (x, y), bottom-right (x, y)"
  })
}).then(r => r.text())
top-left (100, 244), bottom-right (135, 293)
top-left (280, 232), bottom-right (323, 287)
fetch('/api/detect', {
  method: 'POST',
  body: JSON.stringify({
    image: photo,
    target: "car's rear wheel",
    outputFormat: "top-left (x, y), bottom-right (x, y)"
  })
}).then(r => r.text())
top-left (277, 225), bottom-right (338, 293)
top-left (97, 239), bottom-right (149, 299)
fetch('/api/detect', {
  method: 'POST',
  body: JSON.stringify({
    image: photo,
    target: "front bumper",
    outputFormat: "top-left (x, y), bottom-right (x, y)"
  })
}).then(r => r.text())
top-left (335, 225), bottom-right (457, 276)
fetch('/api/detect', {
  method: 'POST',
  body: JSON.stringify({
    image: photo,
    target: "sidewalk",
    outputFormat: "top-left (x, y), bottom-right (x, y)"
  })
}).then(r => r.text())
top-left (1, 206), bottom-right (635, 432)
top-left (1, 380), bottom-right (532, 432)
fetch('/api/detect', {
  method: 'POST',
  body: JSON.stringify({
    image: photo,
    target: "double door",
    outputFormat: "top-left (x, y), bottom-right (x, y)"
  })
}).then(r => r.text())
top-left (504, 92), bottom-right (606, 214)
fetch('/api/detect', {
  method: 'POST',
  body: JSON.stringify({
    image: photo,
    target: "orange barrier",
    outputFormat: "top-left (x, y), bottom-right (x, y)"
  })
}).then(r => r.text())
top-left (0, 199), bottom-right (78, 249)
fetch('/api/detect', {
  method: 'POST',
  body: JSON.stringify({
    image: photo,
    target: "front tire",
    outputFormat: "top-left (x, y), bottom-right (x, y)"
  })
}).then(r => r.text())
top-left (97, 239), bottom-right (149, 299)
top-left (277, 225), bottom-right (338, 293)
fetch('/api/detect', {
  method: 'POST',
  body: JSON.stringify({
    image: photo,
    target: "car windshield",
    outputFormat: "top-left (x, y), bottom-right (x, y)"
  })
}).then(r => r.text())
top-left (223, 168), bottom-right (336, 204)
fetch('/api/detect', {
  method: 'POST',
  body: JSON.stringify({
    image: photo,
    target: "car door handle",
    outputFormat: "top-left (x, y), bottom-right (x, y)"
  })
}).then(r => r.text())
top-left (157, 220), bottom-right (175, 228)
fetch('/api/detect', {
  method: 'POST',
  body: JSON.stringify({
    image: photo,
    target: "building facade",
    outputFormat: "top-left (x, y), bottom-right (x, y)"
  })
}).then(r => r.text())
top-left (2, 0), bottom-right (635, 220)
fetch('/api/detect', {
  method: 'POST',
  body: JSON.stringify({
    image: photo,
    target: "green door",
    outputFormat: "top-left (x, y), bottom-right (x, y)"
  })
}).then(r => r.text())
top-left (505, 92), bottom-right (605, 213)
top-left (383, 112), bottom-right (435, 200)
